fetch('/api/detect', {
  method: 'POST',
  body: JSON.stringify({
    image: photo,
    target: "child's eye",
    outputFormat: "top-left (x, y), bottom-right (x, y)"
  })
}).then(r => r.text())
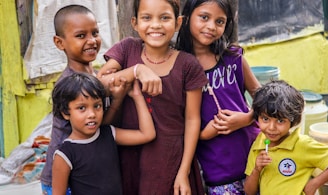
top-left (78, 106), bottom-right (86, 111)
top-left (216, 19), bottom-right (226, 25)
top-left (261, 116), bottom-right (269, 122)
top-left (161, 15), bottom-right (171, 21)
top-left (277, 119), bottom-right (286, 123)
top-left (76, 34), bottom-right (85, 39)
top-left (199, 15), bottom-right (208, 21)
top-left (95, 104), bottom-right (102, 109)
top-left (141, 15), bottom-right (151, 21)
top-left (92, 30), bottom-right (99, 37)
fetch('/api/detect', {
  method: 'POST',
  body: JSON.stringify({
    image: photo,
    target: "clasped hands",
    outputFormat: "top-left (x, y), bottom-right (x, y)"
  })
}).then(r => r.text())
top-left (97, 64), bottom-right (162, 99)
top-left (212, 109), bottom-right (253, 135)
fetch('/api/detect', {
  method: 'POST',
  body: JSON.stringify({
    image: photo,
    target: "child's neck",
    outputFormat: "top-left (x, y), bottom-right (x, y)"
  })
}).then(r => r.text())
top-left (193, 43), bottom-right (212, 56)
top-left (68, 129), bottom-right (98, 140)
top-left (194, 48), bottom-right (218, 70)
top-left (68, 62), bottom-right (94, 74)
top-left (142, 44), bottom-right (173, 65)
top-left (142, 44), bottom-right (177, 77)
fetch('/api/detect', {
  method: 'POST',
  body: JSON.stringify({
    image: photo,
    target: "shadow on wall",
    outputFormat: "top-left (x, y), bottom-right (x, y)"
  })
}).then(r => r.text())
top-left (322, 94), bottom-right (328, 106)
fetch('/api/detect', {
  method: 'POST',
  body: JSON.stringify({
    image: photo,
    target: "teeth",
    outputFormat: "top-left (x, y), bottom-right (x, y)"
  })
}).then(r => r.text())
top-left (87, 122), bottom-right (96, 126)
top-left (84, 48), bottom-right (96, 53)
top-left (149, 33), bottom-right (162, 37)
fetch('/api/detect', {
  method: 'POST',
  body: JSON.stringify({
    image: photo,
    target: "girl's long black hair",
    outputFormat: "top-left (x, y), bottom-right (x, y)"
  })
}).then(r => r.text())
top-left (176, 0), bottom-right (239, 57)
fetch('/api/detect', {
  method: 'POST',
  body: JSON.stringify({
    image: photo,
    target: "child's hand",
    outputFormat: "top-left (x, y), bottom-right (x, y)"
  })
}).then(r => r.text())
top-left (134, 64), bottom-right (162, 96)
top-left (212, 109), bottom-right (252, 134)
top-left (108, 76), bottom-right (129, 101)
top-left (255, 150), bottom-right (272, 172)
top-left (173, 171), bottom-right (191, 195)
top-left (128, 80), bottom-right (142, 99)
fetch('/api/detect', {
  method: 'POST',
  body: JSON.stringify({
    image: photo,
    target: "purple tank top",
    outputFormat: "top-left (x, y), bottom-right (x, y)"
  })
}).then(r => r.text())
top-left (196, 48), bottom-right (260, 185)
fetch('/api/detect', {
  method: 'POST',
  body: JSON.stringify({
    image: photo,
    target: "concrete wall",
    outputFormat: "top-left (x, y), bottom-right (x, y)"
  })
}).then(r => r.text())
top-left (244, 32), bottom-right (328, 94)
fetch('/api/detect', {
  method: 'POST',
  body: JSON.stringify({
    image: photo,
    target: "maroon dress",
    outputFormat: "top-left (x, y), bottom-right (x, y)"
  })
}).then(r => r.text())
top-left (104, 37), bottom-right (208, 195)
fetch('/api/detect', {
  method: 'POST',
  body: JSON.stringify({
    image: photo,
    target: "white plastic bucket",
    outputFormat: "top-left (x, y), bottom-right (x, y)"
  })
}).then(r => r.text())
top-left (301, 91), bottom-right (328, 135)
top-left (309, 122), bottom-right (328, 195)
top-left (309, 122), bottom-right (328, 144)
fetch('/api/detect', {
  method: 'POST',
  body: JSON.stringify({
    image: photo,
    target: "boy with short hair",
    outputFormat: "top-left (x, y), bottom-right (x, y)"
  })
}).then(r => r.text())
top-left (41, 4), bottom-right (161, 194)
top-left (40, 5), bottom-right (125, 194)
top-left (41, 5), bottom-right (105, 195)
top-left (244, 80), bottom-right (328, 195)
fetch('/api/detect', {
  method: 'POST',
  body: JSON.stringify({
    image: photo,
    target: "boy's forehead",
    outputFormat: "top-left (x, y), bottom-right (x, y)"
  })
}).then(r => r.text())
top-left (65, 12), bottom-right (95, 23)
top-left (62, 13), bottom-right (97, 31)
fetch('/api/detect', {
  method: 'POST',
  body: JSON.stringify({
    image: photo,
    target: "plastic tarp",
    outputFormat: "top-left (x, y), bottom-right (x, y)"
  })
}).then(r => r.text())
top-left (0, 113), bottom-right (52, 185)
top-left (23, 0), bottom-right (119, 79)
top-left (238, 0), bottom-right (324, 44)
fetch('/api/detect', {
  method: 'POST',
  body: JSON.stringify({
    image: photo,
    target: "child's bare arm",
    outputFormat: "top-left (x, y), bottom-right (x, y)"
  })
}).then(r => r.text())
top-left (242, 57), bottom-right (261, 98)
top-left (304, 168), bottom-right (328, 195)
top-left (97, 59), bottom-right (122, 78)
top-left (200, 118), bottom-right (219, 140)
top-left (174, 88), bottom-right (202, 194)
top-left (52, 154), bottom-right (70, 195)
top-left (244, 171), bottom-right (260, 195)
top-left (114, 80), bottom-right (156, 145)
top-left (244, 151), bottom-right (272, 195)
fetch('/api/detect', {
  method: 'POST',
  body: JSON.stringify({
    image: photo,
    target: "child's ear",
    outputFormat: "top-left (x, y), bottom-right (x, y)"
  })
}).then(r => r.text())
top-left (131, 17), bottom-right (138, 32)
top-left (175, 16), bottom-right (183, 32)
top-left (61, 111), bottom-right (70, 120)
top-left (53, 35), bottom-right (65, 50)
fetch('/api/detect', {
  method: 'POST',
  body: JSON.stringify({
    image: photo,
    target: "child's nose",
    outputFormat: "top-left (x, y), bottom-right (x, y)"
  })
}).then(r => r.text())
top-left (268, 122), bottom-right (275, 130)
top-left (87, 37), bottom-right (97, 43)
top-left (88, 109), bottom-right (96, 118)
top-left (151, 20), bottom-right (162, 28)
top-left (207, 21), bottom-right (216, 30)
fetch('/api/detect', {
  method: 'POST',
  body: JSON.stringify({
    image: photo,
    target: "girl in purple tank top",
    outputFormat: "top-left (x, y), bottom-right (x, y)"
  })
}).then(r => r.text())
top-left (176, 0), bottom-right (261, 194)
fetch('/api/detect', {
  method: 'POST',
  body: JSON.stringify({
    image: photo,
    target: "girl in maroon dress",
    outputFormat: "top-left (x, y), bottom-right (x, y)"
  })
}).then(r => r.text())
top-left (98, 0), bottom-right (208, 194)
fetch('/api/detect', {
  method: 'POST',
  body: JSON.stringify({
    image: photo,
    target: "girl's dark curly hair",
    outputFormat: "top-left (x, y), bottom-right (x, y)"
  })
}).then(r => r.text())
top-left (52, 72), bottom-right (106, 120)
top-left (252, 80), bottom-right (304, 128)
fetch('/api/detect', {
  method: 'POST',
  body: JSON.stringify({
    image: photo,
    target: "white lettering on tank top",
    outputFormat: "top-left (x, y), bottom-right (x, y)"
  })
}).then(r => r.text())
top-left (203, 63), bottom-right (237, 92)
